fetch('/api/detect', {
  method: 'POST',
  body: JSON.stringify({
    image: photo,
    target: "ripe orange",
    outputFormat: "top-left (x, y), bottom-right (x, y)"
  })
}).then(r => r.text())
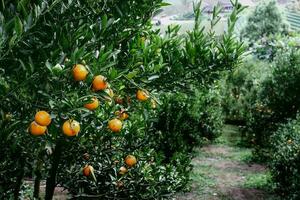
top-left (29, 121), bottom-right (47, 136)
top-left (108, 118), bottom-right (122, 133)
top-left (62, 120), bottom-right (80, 136)
top-left (92, 75), bottom-right (107, 91)
top-left (125, 155), bottom-right (137, 167)
top-left (83, 165), bottom-right (94, 177)
top-left (84, 97), bottom-right (99, 110)
top-left (72, 64), bottom-right (88, 81)
top-left (35, 111), bottom-right (51, 126)
top-left (119, 166), bottom-right (128, 175)
top-left (136, 90), bottom-right (149, 101)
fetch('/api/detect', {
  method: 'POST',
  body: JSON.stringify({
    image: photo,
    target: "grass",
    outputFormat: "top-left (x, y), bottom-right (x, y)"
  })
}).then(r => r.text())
top-left (176, 124), bottom-right (278, 200)
top-left (192, 165), bottom-right (217, 194)
top-left (243, 172), bottom-right (273, 190)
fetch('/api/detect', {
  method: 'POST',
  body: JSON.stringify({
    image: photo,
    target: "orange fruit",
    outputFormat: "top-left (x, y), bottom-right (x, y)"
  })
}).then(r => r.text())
top-left (115, 110), bottom-right (129, 120)
top-left (83, 165), bottom-right (94, 177)
top-left (125, 155), bottom-right (137, 167)
top-left (119, 112), bottom-right (129, 120)
top-left (120, 112), bottom-right (129, 120)
top-left (108, 118), bottom-right (122, 133)
top-left (136, 90), bottom-right (149, 101)
top-left (72, 64), bottom-right (88, 81)
top-left (288, 139), bottom-right (293, 144)
top-left (29, 121), bottom-right (47, 136)
top-left (62, 120), bottom-right (80, 136)
top-left (84, 97), bottom-right (99, 110)
top-left (92, 75), bottom-right (107, 91)
top-left (34, 111), bottom-right (51, 126)
top-left (119, 166), bottom-right (128, 175)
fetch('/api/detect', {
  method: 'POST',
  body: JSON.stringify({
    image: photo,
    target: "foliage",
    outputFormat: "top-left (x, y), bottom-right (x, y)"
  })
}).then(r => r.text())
top-left (270, 116), bottom-right (300, 200)
top-left (247, 47), bottom-right (300, 151)
top-left (220, 57), bottom-right (271, 124)
top-left (241, 0), bottom-right (288, 43)
top-left (222, 44), bottom-right (300, 159)
top-left (249, 33), bottom-right (300, 61)
top-left (57, 111), bottom-right (192, 199)
top-left (149, 2), bottom-right (246, 90)
top-left (151, 88), bottom-right (224, 160)
top-left (0, 0), bottom-right (245, 199)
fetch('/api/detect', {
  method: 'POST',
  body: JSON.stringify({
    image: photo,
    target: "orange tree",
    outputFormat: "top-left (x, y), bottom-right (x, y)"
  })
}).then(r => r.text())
top-left (0, 0), bottom-right (245, 199)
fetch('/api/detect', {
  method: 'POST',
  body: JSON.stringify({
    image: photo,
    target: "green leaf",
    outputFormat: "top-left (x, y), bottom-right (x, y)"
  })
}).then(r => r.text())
top-left (148, 75), bottom-right (159, 81)
top-left (160, 2), bottom-right (171, 7)
top-left (9, 35), bottom-right (18, 48)
top-left (109, 67), bottom-right (118, 79)
top-left (14, 16), bottom-right (23, 36)
top-left (126, 70), bottom-right (139, 79)
top-left (101, 14), bottom-right (108, 30)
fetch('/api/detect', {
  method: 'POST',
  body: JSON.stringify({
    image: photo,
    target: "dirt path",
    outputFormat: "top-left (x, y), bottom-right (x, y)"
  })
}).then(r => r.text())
top-left (176, 125), bottom-right (278, 200)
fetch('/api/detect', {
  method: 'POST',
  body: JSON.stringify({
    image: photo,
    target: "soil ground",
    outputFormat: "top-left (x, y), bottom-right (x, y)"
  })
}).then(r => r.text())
top-left (175, 125), bottom-right (279, 200)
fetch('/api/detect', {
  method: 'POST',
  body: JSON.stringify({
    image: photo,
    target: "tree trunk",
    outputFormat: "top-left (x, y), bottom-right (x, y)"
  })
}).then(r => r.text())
top-left (33, 159), bottom-right (42, 199)
top-left (45, 139), bottom-right (63, 200)
top-left (14, 156), bottom-right (25, 200)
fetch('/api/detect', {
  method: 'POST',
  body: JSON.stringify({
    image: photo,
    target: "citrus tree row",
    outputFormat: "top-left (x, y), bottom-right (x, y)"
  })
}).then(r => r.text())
top-left (0, 0), bottom-right (246, 199)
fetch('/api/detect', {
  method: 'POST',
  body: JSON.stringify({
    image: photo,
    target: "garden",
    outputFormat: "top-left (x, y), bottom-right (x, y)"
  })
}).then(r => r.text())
top-left (1, 0), bottom-right (300, 199)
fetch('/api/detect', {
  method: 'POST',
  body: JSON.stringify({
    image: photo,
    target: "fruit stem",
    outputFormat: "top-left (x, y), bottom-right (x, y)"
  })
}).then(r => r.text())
top-left (45, 139), bottom-right (63, 200)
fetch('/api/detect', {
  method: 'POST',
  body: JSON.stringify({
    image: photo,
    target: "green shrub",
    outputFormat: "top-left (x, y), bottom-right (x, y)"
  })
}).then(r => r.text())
top-left (221, 37), bottom-right (300, 154)
top-left (250, 33), bottom-right (300, 61)
top-left (194, 87), bottom-right (224, 140)
top-left (152, 88), bottom-right (224, 160)
top-left (260, 48), bottom-right (300, 121)
top-left (221, 57), bottom-right (271, 124)
top-left (250, 47), bottom-right (300, 147)
top-left (270, 116), bottom-right (300, 199)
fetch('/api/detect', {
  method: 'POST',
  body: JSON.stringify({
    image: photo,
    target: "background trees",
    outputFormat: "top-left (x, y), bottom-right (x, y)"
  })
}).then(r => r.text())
top-left (221, 1), bottom-right (300, 198)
